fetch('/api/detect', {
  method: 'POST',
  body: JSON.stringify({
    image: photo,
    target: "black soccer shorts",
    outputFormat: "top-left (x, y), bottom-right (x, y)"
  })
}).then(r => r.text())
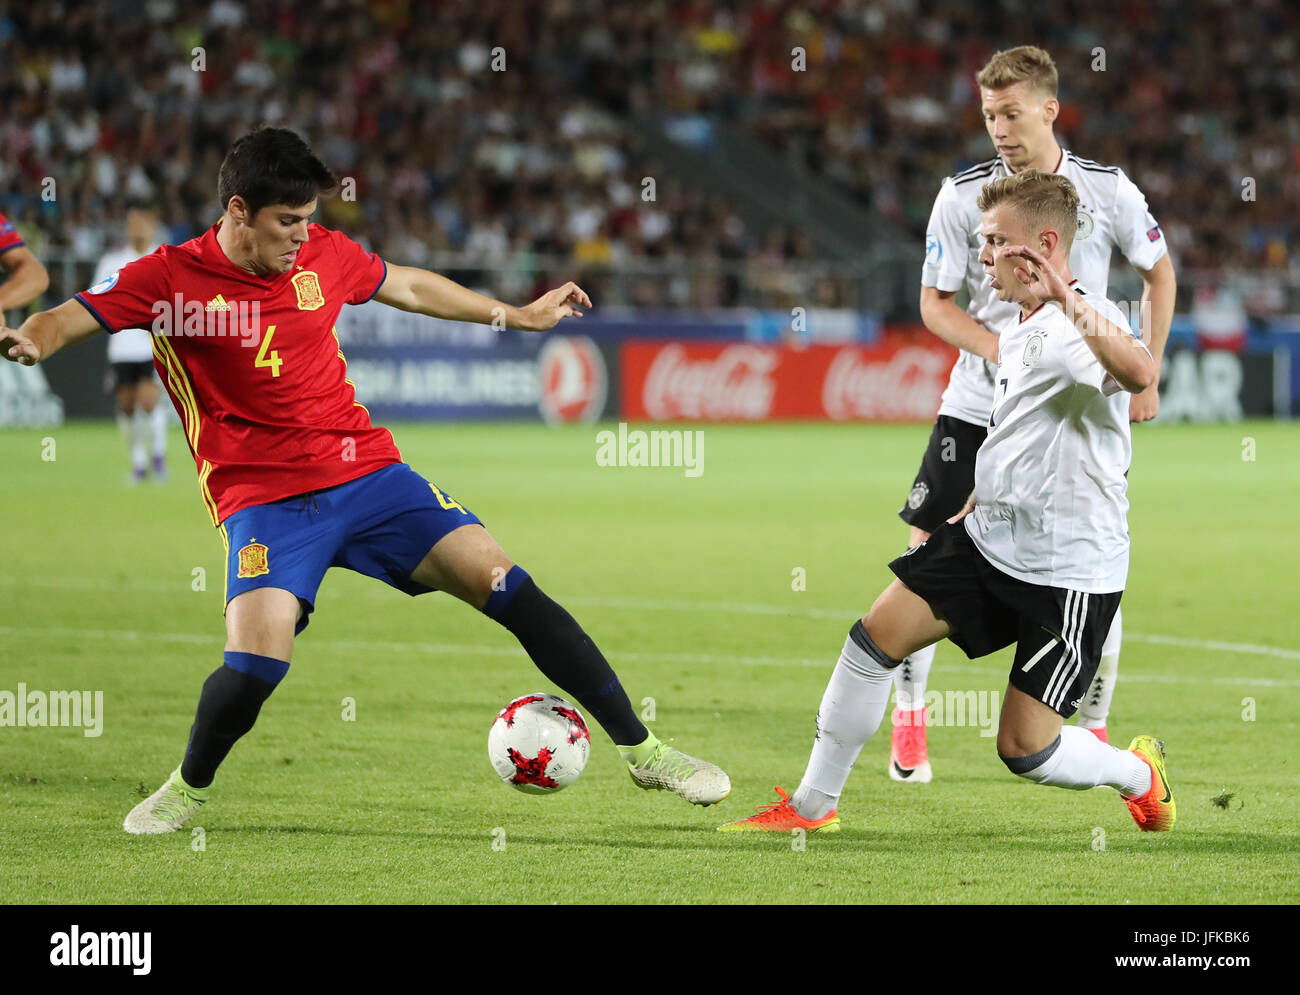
top-left (897, 414), bottom-right (988, 533)
top-left (889, 521), bottom-right (1121, 718)
top-left (111, 360), bottom-right (156, 388)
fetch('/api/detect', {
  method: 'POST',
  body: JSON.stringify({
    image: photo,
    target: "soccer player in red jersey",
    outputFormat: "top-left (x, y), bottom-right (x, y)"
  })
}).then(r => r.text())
top-left (2, 128), bottom-right (729, 831)
top-left (0, 211), bottom-right (51, 315)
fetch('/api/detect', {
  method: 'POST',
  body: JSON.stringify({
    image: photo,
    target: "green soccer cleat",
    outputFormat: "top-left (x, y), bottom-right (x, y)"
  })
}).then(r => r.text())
top-left (627, 740), bottom-right (731, 807)
top-left (123, 766), bottom-right (208, 835)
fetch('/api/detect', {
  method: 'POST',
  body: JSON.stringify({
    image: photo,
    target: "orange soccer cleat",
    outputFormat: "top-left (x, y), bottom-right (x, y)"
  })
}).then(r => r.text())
top-left (1123, 735), bottom-right (1176, 832)
top-left (717, 786), bottom-right (841, 833)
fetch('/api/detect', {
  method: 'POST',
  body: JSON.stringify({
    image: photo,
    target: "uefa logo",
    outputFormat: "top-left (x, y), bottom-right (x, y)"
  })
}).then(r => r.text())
top-left (537, 335), bottom-right (607, 425)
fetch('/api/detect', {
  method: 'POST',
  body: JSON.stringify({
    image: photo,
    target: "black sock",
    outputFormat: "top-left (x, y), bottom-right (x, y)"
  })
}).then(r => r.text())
top-left (181, 652), bottom-right (288, 789)
top-left (489, 575), bottom-right (649, 746)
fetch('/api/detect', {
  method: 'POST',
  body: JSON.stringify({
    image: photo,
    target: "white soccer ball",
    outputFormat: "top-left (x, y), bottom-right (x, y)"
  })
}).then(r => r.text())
top-left (488, 693), bottom-right (591, 793)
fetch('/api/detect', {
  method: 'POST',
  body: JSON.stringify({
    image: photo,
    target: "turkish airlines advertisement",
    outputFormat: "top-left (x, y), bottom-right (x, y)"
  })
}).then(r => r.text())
top-left (621, 336), bottom-right (958, 422)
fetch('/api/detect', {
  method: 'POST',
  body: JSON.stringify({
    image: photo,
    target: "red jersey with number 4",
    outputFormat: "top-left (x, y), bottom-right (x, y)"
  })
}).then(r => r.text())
top-left (75, 221), bottom-right (401, 525)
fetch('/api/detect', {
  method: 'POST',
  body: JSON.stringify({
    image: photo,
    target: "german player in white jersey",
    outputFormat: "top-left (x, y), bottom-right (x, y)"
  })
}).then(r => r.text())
top-left (94, 202), bottom-right (168, 484)
top-left (721, 170), bottom-right (1175, 835)
top-left (890, 47), bottom-right (1177, 781)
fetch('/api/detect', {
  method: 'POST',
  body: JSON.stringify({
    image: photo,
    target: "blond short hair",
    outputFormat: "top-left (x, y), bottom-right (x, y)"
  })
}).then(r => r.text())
top-left (976, 46), bottom-right (1058, 99)
top-left (976, 169), bottom-right (1079, 252)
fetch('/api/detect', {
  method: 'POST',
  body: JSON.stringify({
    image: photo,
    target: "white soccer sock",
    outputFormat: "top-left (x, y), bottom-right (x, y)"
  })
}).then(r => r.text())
top-left (1010, 725), bottom-right (1150, 795)
top-left (1078, 606), bottom-right (1121, 729)
top-left (131, 409), bottom-right (148, 469)
top-left (118, 410), bottom-right (144, 470)
top-left (791, 628), bottom-right (896, 819)
top-left (150, 404), bottom-right (168, 458)
top-left (893, 641), bottom-right (935, 712)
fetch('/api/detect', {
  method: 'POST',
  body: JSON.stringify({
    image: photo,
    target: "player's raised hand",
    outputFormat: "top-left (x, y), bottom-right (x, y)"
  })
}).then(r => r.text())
top-left (519, 282), bottom-right (591, 331)
top-left (999, 244), bottom-right (1070, 308)
top-left (1, 324), bottom-right (42, 366)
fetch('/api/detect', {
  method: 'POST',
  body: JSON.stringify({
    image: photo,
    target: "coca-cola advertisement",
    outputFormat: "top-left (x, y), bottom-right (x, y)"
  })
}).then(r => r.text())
top-left (621, 335), bottom-right (958, 422)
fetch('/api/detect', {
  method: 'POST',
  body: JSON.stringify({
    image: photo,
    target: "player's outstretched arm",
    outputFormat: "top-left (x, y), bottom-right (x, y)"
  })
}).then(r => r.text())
top-left (0, 246), bottom-right (51, 312)
top-left (919, 287), bottom-right (1000, 363)
top-left (1, 298), bottom-right (103, 366)
top-left (374, 263), bottom-right (590, 332)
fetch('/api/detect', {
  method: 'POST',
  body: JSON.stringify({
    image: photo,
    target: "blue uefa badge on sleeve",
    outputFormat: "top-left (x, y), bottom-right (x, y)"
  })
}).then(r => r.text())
top-left (86, 271), bottom-right (119, 295)
top-left (1146, 225), bottom-right (1162, 242)
top-left (925, 233), bottom-right (941, 264)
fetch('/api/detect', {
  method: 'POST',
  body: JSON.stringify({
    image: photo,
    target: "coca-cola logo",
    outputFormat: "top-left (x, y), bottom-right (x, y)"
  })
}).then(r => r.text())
top-left (538, 335), bottom-right (607, 424)
top-left (822, 346), bottom-right (951, 421)
top-left (642, 344), bottom-right (778, 420)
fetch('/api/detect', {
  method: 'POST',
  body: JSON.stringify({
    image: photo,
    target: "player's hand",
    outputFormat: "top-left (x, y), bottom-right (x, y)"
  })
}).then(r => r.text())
top-left (519, 282), bottom-right (591, 332)
top-left (946, 494), bottom-right (976, 524)
top-left (998, 244), bottom-right (1070, 309)
top-left (1130, 379), bottom-right (1160, 422)
top-left (1, 326), bottom-right (41, 366)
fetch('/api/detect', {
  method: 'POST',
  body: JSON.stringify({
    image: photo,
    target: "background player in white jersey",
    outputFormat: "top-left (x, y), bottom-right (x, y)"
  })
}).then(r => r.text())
top-left (889, 47), bottom-right (1177, 781)
top-left (721, 170), bottom-right (1175, 836)
top-left (94, 202), bottom-right (167, 484)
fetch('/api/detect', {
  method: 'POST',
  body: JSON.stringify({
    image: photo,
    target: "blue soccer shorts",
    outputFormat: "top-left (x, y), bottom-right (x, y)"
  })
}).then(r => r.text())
top-left (220, 463), bottom-right (481, 634)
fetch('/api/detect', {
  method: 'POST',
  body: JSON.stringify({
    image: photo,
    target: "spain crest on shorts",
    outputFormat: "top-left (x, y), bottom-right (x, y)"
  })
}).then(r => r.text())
top-left (291, 270), bottom-right (325, 311)
top-left (237, 540), bottom-right (270, 578)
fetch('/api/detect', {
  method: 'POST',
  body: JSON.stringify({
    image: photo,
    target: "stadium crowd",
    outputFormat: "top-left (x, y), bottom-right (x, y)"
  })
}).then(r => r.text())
top-left (665, 0), bottom-right (1297, 310)
top-left (1, 0), bottom-right (1294, 311)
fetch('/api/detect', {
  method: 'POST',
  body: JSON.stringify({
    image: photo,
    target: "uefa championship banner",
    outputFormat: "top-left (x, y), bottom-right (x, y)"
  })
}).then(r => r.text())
top-left (620, 336), bottom-right (959, 422)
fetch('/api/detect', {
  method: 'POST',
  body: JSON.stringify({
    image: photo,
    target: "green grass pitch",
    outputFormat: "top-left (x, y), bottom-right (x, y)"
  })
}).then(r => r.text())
top-left (1, 419), bottom-right (1297, 904)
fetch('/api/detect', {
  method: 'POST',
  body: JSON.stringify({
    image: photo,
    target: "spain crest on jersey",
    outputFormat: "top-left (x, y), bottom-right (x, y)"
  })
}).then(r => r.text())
top-left (237, 541), bottom-right (270, 578)
top-left (291, 270), bottom-right (325, 311)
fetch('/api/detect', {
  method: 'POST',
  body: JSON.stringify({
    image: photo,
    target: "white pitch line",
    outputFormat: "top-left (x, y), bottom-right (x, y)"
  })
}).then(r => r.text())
top-left (1, 577), bottom-right (1296, 662)
top-left (1117, 632), bottom-right (1300, 662)
top-left (559, 595), bottom-right (1300, 662)
top-left (1, 624), bottom-right (1298, 688)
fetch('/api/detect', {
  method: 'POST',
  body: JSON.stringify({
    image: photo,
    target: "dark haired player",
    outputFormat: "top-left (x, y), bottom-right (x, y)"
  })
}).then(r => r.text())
top-left (3, 127), bottom-right (729, 832)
